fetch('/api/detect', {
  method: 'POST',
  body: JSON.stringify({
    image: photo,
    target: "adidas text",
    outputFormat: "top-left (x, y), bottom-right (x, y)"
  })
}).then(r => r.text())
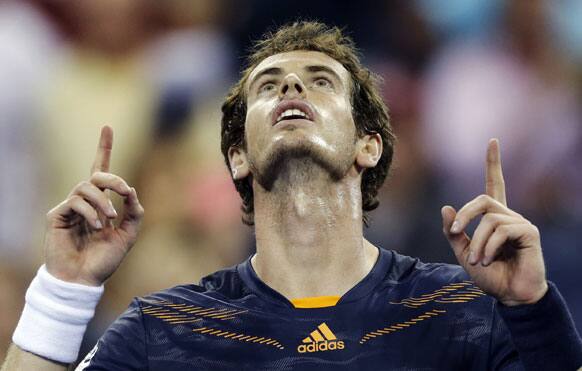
top-left (297, 340), bottom-right (345, 353)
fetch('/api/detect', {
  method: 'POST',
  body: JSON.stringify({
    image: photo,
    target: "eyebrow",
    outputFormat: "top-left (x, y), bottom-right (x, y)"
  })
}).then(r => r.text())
top-left (248, 67), bottom-right (283, 91)
top-left (305, 65), bottom-right (342, 82)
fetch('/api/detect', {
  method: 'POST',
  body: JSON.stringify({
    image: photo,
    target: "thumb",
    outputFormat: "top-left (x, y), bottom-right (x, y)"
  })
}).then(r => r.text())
top-left (441, 205), bottom-right (470, 264)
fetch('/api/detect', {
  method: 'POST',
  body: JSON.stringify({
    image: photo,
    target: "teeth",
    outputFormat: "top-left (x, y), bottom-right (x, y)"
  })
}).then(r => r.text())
top-left (277, 108), bottom-right (308, 122)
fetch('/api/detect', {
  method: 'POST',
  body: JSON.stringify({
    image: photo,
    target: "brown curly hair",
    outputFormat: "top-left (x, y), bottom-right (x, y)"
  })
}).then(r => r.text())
top-left (221, 20), bottom-right (395, 227)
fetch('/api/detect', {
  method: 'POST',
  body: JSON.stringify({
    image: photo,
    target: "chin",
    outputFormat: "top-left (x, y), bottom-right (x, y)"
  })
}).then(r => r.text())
top-left (273, 130), bottom-right (335, 153)
top-left (269, 134), bottom-right (331, 164)
top-left (251, 138), bottom-right (351, 191)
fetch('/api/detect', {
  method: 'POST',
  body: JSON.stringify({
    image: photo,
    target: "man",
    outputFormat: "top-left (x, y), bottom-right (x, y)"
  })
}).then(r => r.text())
top-left (3, 21), bottom-right (582, 370)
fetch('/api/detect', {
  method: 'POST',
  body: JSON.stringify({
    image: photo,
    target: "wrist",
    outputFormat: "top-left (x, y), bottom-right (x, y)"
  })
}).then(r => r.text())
top-left (12, 264), bottom-right (104, 363)
top-left (500, 281), bottom-right (549, 307)
top-left (45, 268), bottom-right (103, 287)
top-left (45, 259), bottom-right (104, 287)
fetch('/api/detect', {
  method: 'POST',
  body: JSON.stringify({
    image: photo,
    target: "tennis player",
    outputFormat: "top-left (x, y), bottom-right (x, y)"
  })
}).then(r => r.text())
top-left (3, 21), bottom-right (582, 370)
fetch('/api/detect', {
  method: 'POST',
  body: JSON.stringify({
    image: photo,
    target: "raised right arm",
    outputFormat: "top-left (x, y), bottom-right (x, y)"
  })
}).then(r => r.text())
top-left (1, 126), bottom-right (144, 370)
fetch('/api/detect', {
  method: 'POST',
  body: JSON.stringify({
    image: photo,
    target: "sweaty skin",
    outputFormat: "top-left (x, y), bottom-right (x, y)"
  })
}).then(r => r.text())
top-left (229, 51), bottom-right (383, 299)
top-left (3, 51), bottom-right (549, 370)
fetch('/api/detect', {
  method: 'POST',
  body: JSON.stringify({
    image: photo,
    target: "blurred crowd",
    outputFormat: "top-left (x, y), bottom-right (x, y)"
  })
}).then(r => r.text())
top-left (1, 0), bottom-right (581, 362)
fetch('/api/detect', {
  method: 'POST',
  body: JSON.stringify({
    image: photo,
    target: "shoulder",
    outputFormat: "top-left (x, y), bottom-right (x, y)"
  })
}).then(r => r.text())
top-left (388, 249), bottom-right (471, 286)
top-left (385, 250), bottom-right (494, 311)
top-left (134, 263), bottom-right (251, 308)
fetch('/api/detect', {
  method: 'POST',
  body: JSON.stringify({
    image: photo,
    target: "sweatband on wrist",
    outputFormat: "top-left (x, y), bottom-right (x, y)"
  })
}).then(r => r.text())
top-left (12, 264), bottom-right (104, 364)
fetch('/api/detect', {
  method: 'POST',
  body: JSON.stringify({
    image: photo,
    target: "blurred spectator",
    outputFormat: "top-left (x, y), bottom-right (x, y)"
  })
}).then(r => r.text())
top-left (145, 0), bottom-right (232, 139)
top-left (0, 0), bottom-right (61, 266)
top-left (37, 0), bottom-right (156, 206)
top-left (419, 0), bottom-right (580, 211)
top-left (546, 0), bottom-right (582, 63)
top-left (414, 0), bottom-right (503, 41)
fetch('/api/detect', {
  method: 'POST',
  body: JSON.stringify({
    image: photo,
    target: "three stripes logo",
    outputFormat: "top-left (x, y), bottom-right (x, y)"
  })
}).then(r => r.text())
top-left (297, 323), bottom-right (345, 353)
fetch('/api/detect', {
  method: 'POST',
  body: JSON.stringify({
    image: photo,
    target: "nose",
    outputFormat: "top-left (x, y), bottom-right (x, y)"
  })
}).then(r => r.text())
top-left (278, 73), bottom-right (306, 99)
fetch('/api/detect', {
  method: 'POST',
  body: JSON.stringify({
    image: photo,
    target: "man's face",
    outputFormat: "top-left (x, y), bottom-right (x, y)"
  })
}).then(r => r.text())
top-left (242, 50), bottom-right (358, 189)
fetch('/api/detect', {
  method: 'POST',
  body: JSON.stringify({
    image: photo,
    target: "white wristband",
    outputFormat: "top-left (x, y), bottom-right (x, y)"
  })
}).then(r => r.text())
top-left (12, 265), bottom-right (104, 364)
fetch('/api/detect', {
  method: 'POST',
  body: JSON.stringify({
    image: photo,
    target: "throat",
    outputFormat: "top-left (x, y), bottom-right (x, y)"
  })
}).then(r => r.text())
top-left (251, 158), bottom-right (374, 300)
top-left (251, 238), bottom-right (379, 300)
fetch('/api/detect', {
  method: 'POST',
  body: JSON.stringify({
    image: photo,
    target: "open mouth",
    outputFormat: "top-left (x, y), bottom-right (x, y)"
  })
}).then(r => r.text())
top-left (272, 99), bottom-right (315, 126)
top-left (276, 108), bottom-right (309, 123)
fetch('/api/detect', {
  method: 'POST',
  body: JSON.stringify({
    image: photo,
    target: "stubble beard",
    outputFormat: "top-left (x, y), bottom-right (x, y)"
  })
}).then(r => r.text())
top-left (250, 139), bottom-right (355, 192)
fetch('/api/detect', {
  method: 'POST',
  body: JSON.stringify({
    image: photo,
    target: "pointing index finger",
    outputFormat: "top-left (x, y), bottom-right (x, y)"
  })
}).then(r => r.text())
top-left (91, 126), bottom-right (113, 175)
top-left (485, 138), bottom-right (507, 206)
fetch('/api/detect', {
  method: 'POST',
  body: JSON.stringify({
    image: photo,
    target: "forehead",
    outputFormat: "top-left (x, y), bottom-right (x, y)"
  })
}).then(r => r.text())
top-left (246, 50), bottom-right (350, 88)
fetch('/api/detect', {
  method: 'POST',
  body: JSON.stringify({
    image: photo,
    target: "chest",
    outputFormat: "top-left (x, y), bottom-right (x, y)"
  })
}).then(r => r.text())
top-left (141, 300), bottom-right (491, 370)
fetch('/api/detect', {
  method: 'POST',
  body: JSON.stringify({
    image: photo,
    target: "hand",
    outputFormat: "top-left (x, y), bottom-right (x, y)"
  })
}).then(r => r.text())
top-left (441, 139), bottom-right (548, 306)
top-left (44, 126), bottom-right (145, 286)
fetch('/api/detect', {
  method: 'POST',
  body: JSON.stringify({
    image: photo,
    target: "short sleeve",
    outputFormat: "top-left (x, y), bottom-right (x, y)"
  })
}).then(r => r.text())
top-left (75, 299), bottom-right (148, 370)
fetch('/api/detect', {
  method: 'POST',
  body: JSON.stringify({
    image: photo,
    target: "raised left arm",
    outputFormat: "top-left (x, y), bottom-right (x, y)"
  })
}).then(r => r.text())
top-left (440, 139), bottom-right (582, 370)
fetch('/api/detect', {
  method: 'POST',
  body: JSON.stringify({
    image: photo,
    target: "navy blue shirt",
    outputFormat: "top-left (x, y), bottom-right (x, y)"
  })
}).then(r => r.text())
top-left (77, 248), bottom-right (582, 370)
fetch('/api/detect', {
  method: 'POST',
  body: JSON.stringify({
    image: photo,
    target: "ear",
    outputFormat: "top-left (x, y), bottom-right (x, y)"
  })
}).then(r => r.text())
top-left (227, 146), bottom-right (250, 180)
top-left (355, 133), bottom-right (382, 169)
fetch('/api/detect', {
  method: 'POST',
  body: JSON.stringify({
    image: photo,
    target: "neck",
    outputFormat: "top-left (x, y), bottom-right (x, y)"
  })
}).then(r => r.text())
top-left (251, 162), bottom-right (379, 300)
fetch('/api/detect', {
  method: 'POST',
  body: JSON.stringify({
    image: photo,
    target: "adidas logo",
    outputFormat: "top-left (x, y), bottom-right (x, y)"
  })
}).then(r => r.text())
top-left (297, 323), bottom-right (345, 353)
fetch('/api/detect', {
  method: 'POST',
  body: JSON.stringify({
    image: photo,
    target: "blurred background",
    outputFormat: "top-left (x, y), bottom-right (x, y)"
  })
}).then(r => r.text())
top-left (1, 0), bottom-right (581, 364)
